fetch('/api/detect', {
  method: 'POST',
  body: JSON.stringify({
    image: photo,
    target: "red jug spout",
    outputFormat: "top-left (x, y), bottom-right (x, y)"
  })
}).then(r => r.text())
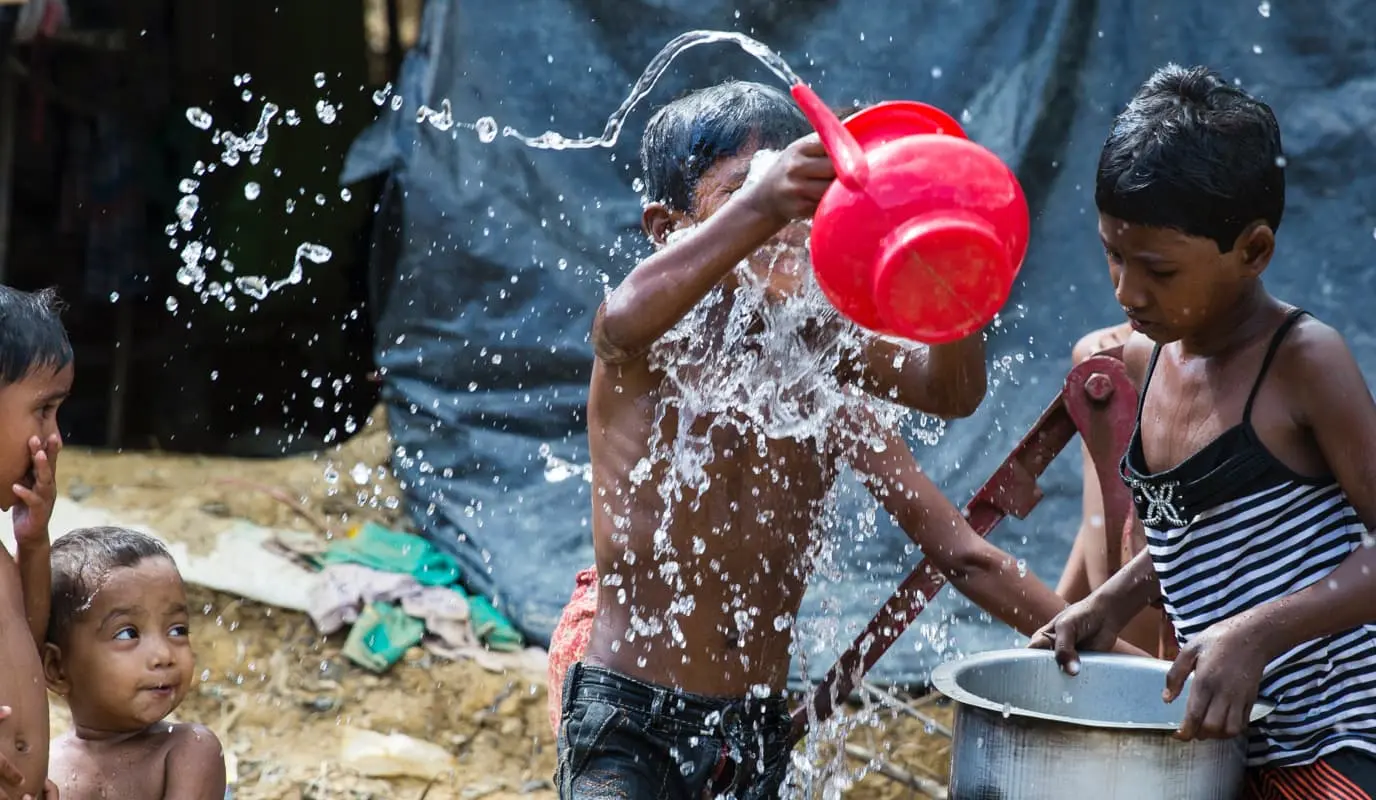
top-left (790, 83), bottom-right (868, 190)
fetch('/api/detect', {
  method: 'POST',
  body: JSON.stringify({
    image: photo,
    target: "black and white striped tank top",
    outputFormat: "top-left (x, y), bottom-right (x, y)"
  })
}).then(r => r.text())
top-left (1121, 308), bottom-right (1376, 768)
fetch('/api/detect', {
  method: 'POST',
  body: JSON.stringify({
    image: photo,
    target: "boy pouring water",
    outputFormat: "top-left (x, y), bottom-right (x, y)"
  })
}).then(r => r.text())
top-left (559, 80), bottom-right (1118, 799)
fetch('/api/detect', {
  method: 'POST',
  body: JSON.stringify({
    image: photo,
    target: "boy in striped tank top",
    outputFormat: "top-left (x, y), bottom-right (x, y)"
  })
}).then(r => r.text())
top-left (1031, 64), bottom-right (1376, 797)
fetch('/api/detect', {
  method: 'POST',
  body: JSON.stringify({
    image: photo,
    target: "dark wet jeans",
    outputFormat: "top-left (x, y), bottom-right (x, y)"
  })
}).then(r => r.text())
top-left (555, 663), bottom-right (792, 799)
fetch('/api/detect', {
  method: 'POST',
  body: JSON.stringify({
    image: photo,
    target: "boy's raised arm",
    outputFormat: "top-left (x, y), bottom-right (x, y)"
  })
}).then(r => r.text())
top-left (839, 332), bottom-right (987, 419)
top-left (592, 136), bottom-right (832, 364)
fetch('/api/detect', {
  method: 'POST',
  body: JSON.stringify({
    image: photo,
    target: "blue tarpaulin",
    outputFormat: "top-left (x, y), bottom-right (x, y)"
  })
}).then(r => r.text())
top-left (343, 0), bottom-right (1376, 685)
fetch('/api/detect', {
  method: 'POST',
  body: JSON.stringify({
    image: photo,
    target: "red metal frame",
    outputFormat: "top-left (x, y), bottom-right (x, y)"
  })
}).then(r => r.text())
top-left (789, 346), bottom-right (1141, 742)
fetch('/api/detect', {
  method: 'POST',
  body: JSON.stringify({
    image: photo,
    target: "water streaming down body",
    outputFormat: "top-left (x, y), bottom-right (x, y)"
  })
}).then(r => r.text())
top-left (169, 32), bottom-right (964, 794)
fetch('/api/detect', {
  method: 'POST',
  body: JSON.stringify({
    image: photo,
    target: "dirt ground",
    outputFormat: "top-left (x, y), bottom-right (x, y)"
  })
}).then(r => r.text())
top-left (47, 408), bottom-right (954, 799)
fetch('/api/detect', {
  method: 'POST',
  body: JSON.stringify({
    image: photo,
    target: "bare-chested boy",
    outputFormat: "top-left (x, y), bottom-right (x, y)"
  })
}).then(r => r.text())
top-left (556, 80), bottom-right (1094, 799)
top-left (0, 286), bottom-right (70, 800)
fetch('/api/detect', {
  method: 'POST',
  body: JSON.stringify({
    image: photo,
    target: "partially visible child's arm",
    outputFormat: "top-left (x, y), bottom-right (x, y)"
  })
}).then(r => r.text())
top-left (162, 725), bottom-right (226, 800)
top-left (13, 435), bottom-right (59, 647)
top-left (592, 135), bottom-right (834, 364)
top-left (846, 412), bottom-right (1067, 636)
top-left (839, 331), bottom-right (987, 419)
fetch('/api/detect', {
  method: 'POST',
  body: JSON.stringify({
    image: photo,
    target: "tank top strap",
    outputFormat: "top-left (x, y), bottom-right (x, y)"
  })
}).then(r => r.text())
top-left (1136, 340), bottom-right (1166, 417)
top-left (1243, 307), bottom-right (1309, 421)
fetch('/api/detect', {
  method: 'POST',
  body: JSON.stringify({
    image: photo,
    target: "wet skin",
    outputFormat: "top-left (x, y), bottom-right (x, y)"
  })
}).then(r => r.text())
top-left (584, 135), bottom-right (1085, 697)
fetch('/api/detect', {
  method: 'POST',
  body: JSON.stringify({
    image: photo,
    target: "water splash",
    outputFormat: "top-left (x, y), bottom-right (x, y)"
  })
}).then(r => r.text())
top-left (415, 30), bottom-right (803, 150)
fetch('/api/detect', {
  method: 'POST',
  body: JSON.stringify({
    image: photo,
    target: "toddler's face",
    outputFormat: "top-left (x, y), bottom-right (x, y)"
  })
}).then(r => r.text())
top-left (49, 557), bottom-right (195, 732)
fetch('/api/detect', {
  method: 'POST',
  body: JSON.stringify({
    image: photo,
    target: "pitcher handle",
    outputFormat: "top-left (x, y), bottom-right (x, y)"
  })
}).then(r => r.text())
top-left (790, 83), bottom-right (868, 190)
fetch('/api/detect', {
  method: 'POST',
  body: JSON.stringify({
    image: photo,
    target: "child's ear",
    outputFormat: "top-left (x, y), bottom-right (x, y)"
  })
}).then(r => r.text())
top-left (1236, 222), bottom-right (1275, 277)
top-left (641, 203), bottom-right (686, 247)
top-left (42, 642), bottom-right (70, 695)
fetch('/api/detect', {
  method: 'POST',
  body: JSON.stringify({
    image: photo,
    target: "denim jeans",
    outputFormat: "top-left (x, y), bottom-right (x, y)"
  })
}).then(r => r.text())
top-left (555, 663), bottom-right (793, 799)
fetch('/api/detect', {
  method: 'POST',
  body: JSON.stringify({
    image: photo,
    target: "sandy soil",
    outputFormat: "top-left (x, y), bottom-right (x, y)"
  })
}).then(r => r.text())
top-left (46, 409), bottom-right (953, 798)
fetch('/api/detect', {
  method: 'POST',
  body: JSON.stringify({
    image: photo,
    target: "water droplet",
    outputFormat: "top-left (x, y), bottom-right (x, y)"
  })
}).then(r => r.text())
top-left (315, 100), bottom-right (338, 125)
top-left (285, 109), bottom-right (301, 126)
top-left (1252, 44), bottom-right (1264, 54)
top-left (930, 66), bottom-right (943, 78)
top-left (210, 370), bottom-right (220, 381)
top-left (340, 188), bottom-right (352, 202)
top-left (165, 296), bottom-right (179, 313)
top-left (1062, 691), bottom-right (1074, 704)
top-left (315, 193), bottom-right (327, 206)
top-left (185, 107), bottom-right (213, 130)
top-left (1258, 1), bottom-right (1271, 17)
top-left (350, 463), bottom-right (371, 485)
top-left (179, 178), bottom-right (200, 194)
top-left (241, 89), bottom-right (253, 102)
top-left (372, 83), bottom-right (392, 106)
top-left (108, 291), bottom-right (120, 303)
top-left (234, 276), bottom-right (270, 300)
top-left (313, 72), bottom-right (327, 88)
top-left (1001, 702), bottom-right (1012, 718)
top-left (244, 182), bottom-right (261, 200)
top-left (1016, 558), bottom-right (1028, 578)
top-left (475, 116), bottom-right (498, 143)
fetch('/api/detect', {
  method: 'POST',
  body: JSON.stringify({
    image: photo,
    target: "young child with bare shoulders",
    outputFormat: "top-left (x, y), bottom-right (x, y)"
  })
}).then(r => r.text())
top-left (0, 286), bottom-right (70, 800)
top-left (42, 528), bottom-right (226, 800)
top-left (559, 80), bottom-right (1136, 799)
top-left (1034, 65), bottom-right (1376, 795)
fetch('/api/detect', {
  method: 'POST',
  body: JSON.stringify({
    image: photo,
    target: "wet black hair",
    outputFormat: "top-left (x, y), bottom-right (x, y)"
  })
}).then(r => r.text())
top-left (1095, 64), bottom-right (1285, 252)
top-left (0, 285), bottom-right (72, 385)
top-left (47, 527), bottom-right (175, 646)
top-left (640, 80), bottom-right (812, 212)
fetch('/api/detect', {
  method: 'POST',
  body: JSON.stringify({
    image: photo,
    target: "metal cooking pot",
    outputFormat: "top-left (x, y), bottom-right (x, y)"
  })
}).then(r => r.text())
top-left (930, 649), bottom-right (1274, 800)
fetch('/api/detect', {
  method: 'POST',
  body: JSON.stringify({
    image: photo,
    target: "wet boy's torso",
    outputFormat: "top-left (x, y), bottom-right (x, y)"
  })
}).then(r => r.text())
top-left (48, 722), bottom-right (198, 800)
top-left (0, 553), bottom-right (48, 795)
top-left (585, 340), bottom-right (843, 697)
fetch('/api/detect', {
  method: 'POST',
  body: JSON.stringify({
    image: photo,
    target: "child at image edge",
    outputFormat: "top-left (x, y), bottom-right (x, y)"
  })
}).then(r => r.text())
top-left (0, 286), bottom-right (71, 800)
top-left (43, 527), bottom-right (227, 800)
top-left (1034, 64), bottom-right (1376, 798)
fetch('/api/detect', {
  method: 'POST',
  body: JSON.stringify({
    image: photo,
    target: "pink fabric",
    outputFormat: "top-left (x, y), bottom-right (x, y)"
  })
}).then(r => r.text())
top-left (547, 567), bottom-right (599, 736)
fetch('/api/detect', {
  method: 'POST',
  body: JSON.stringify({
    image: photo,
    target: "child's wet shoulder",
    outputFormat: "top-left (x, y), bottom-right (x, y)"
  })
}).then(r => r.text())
top-left (1269, 314), bottom-right (1353, 386)
top-left (166, 722), bottom-right (225, 763)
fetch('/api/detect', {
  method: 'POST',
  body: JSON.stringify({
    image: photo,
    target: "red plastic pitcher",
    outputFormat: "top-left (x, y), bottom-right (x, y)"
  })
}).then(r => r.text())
top-left (791, 83), bottom-right (1029, 344)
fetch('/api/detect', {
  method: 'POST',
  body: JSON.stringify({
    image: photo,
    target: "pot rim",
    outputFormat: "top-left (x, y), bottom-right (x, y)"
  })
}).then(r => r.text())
top-left (930, 649), bottom-right (1275, 732)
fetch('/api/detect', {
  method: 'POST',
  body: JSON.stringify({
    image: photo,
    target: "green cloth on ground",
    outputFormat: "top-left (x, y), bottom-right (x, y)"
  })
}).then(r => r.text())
top-left (319, 522), bottom-right (461, 586)
top-left (456, 586), bottom-right (524, 652)
top-left (321, 522), bottom-right (522, 653)
top-left (342, 601), bottom-right (427, 672)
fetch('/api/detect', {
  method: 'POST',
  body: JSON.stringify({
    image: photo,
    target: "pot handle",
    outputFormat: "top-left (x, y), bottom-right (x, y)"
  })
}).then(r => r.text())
top-left (791, 82), bottom-right (868, 190)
